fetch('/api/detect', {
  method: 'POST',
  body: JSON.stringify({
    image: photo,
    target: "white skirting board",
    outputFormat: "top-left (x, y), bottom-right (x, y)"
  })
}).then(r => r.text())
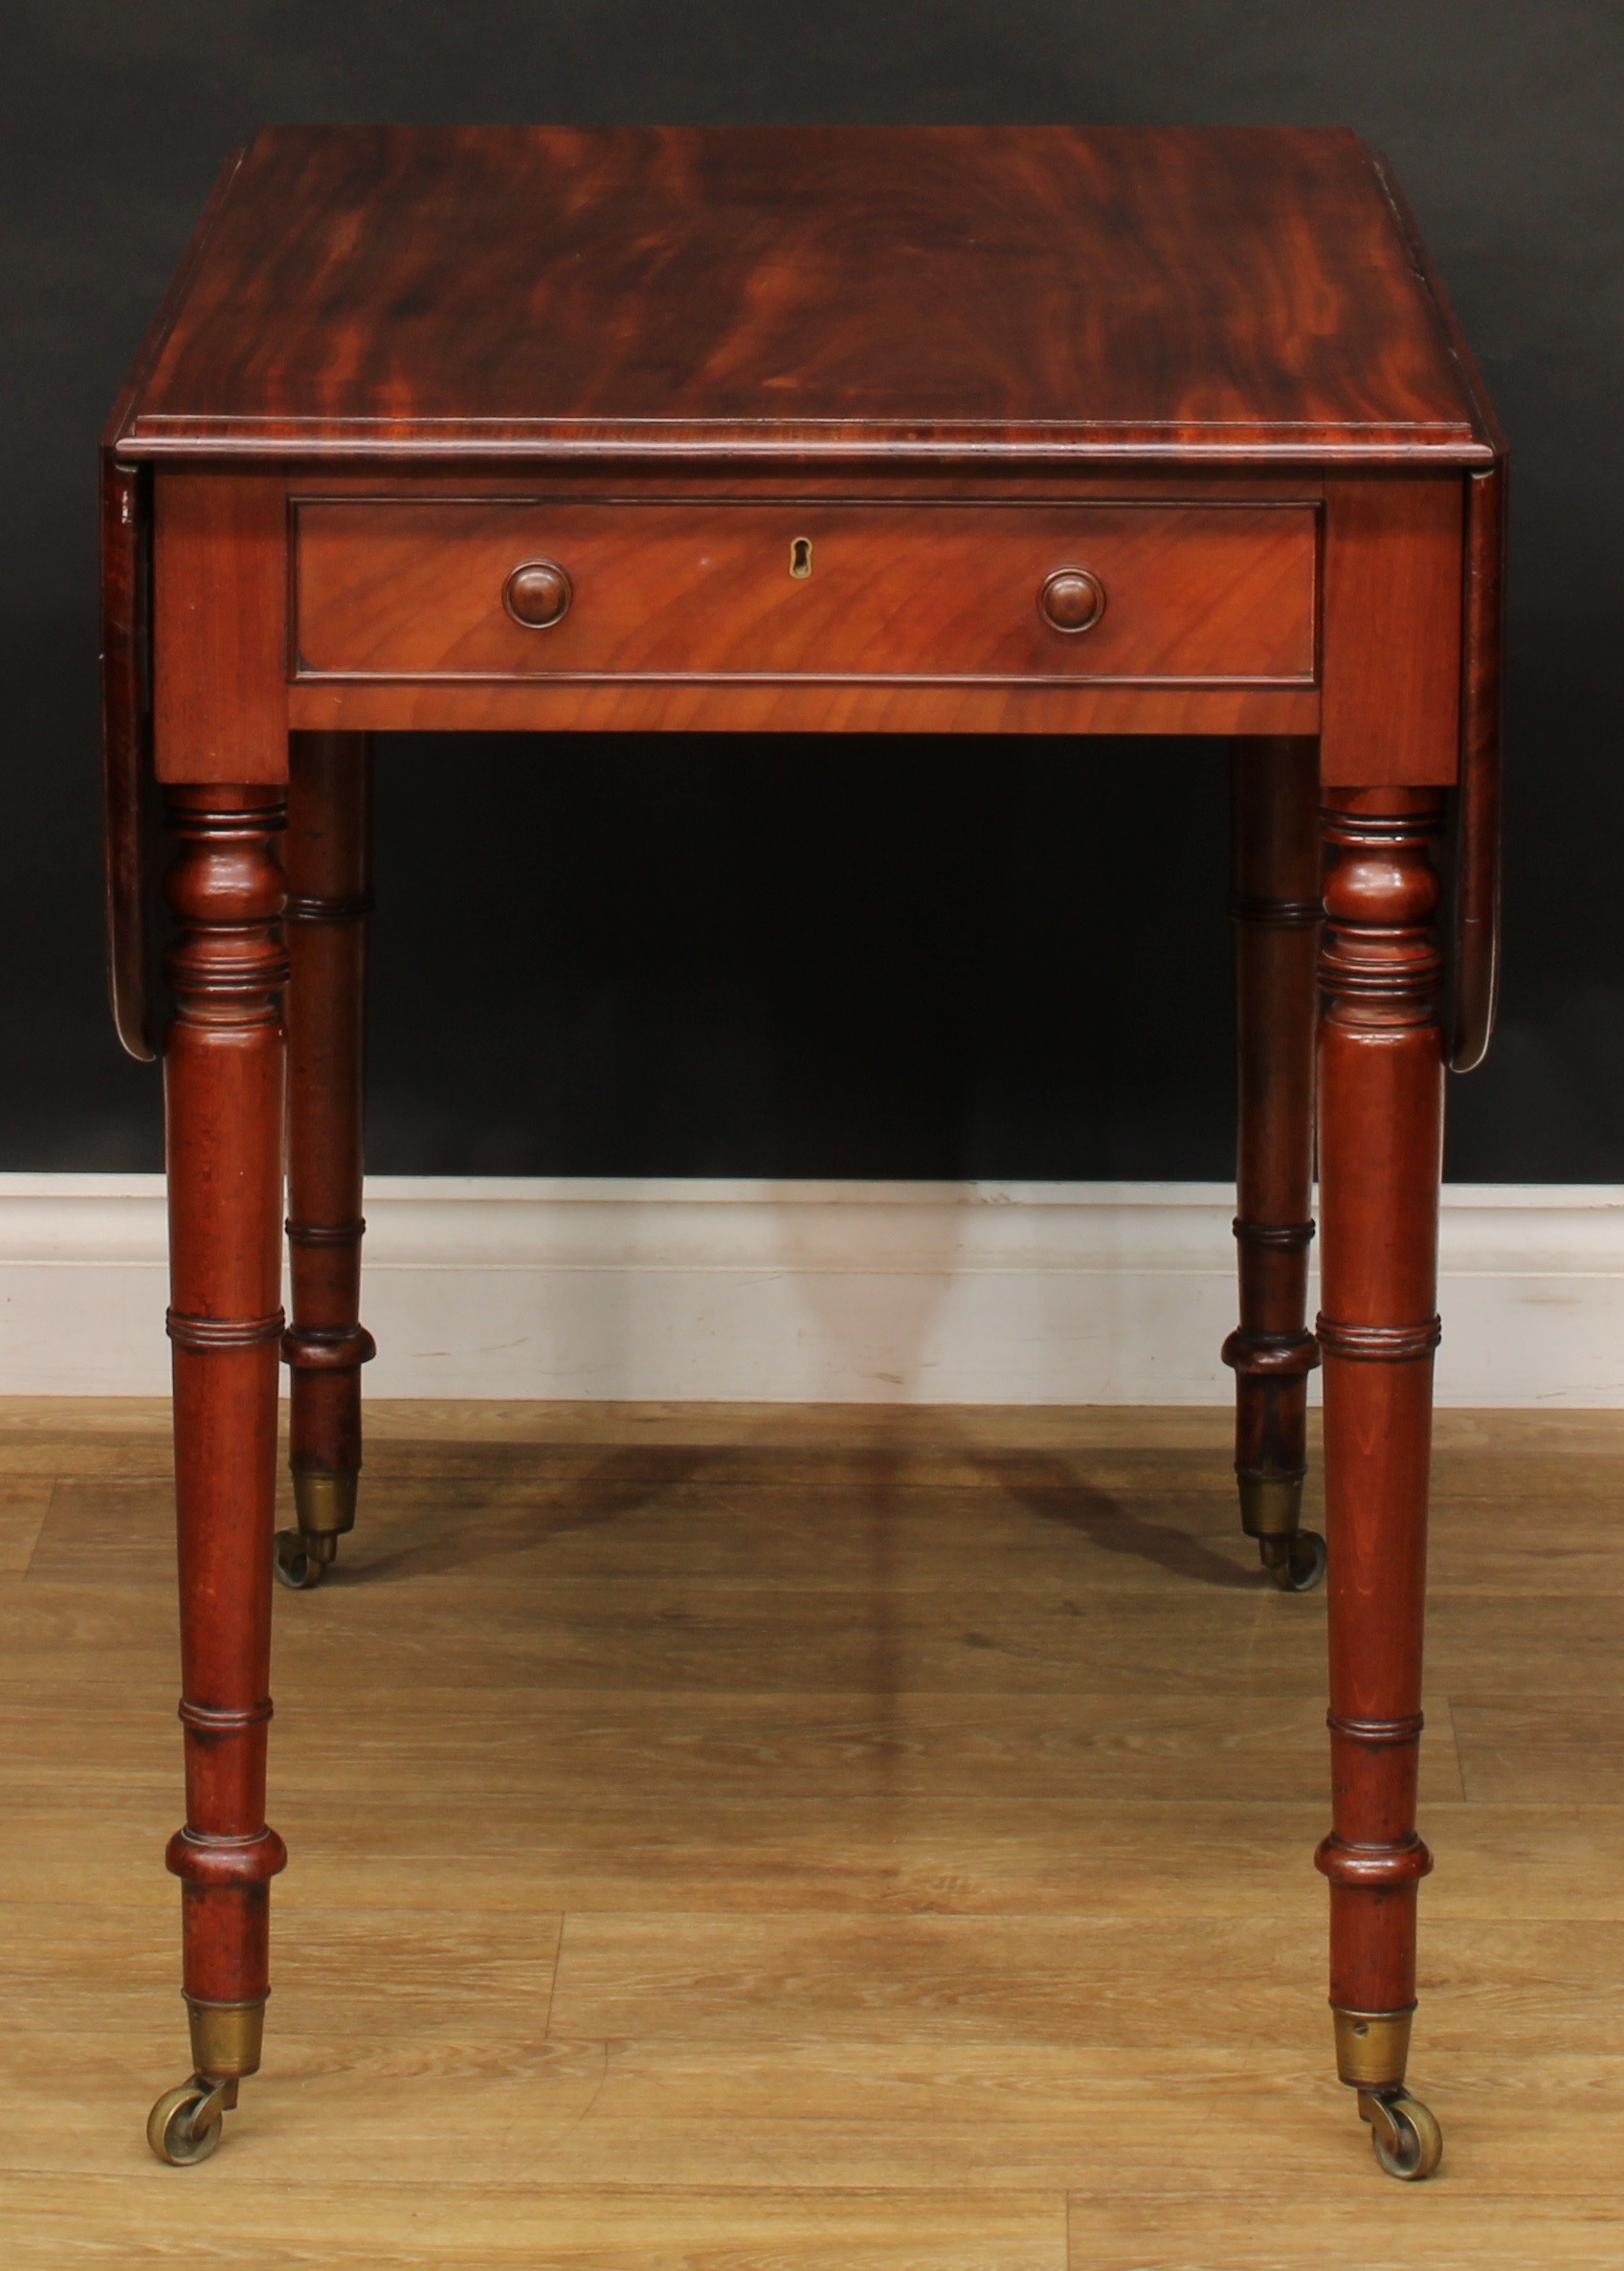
top-left (0, 1173), bottom-right (1619, 1405)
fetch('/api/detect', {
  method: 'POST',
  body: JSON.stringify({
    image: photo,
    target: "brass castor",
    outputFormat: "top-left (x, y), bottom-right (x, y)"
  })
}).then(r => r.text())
top-left (273, 1527), bottom-right (327, 1590)
top-left (274, 1471), bottom-right (357, 1590)
top-left (1266, 1527), bottom-right (1327, 1593)
top-left (146, 2074), bottom-right (236, 2166)
top-left (1359, 2087), bottom-right (1443, 2180)
top-left (1239, 1477), bottom-right (1325, 1593)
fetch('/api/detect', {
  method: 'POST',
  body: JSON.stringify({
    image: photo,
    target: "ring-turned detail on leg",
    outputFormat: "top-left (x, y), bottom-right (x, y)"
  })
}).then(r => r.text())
top-left (1222, 737), bottom-right (1324, 1592)
top-left (150, 788), bottom-right (291, 2163)
top-left (1315, 788), bottom-right (1447, 2180)
top-left (276, 732), bottom-right (375, 1592)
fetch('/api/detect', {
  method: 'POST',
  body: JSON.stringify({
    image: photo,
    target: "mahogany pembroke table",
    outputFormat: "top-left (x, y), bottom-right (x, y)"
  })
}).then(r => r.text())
top-left (100, 125), bottom-right (1504, 2178)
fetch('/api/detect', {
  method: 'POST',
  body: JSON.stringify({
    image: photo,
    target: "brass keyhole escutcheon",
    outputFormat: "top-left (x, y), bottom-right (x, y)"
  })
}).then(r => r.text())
top-left (1038, 567), bottom-right (1106, 635)
top-left (790, 536), bottom-right (813, 579)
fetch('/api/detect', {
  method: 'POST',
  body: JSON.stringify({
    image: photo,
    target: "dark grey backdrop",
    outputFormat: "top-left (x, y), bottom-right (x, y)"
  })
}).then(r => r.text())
top-left (6, 4), bottom-right (1620, 1177)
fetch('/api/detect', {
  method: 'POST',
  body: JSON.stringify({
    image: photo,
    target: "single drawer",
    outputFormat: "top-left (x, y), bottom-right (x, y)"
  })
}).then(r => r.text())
top-left (292, 499), bottom-right (1319, 685)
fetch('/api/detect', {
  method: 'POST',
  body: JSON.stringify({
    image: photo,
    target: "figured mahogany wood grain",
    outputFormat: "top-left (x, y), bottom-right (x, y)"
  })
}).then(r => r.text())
top-left (109, 126), bottom-right (1493, 467)
top-left (1225, 739), bottom-right (1320, 1501)
top-left (1370, 159), bottom-right (1508, 1067)
top-left (100, 458), bottom-right (159, 1060)
top-left (1315, 789), bottom-right (1447, 2026)
top-left (162, 788), bottom-right (290, 2023)
top-left (284, 732), bottom-right (374, 1493)
top-left (1319, 478), bottom-right (1462, 788)
top-left (294, 501), bottom-right (1318, 688)
top-left (1450, 463), bottom-right (1506, 1071)
top-left (98, 122), bottom-right (1511, 2168)
top-left (287, 678), bottom-right (1320, 740)
top-left (152, 474), bottom-right (287, 783)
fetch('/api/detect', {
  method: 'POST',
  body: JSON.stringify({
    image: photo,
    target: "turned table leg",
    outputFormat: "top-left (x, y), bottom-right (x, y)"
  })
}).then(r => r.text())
top-left (1315, 787), bottom-right (1446, 2181)
top-left (1223, 737), bottom-right (1324, 1592)
top-left (148, 788), bottom-right (290, 2166)
top-left (275, 731), bottom-right (375, 1592)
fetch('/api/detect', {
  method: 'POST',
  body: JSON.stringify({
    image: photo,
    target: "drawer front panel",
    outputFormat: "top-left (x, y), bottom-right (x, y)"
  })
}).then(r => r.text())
top-left (293, 501), bottom-right (1319, 685)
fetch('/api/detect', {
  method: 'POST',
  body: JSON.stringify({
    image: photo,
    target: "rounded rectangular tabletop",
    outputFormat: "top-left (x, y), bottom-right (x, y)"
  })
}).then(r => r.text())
top-left (108, 123), bottom-right (1496, 465)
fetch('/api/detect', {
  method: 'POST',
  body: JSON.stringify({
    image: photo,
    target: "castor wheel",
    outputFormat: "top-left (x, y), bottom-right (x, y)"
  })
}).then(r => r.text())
top-left (146, 2075), bottom-right (234, 2166)
top-left (1268, 1527), bottom-right (1327, 1592)
top-left (274, 1528), bottom-right (324, 1590)
top-left (1359, 2087), bottom-right (1443, 2180)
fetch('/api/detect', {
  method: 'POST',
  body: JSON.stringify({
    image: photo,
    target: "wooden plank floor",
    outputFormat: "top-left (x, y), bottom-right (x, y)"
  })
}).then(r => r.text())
top-left (1, 1397), bottom-right (1622, 2266)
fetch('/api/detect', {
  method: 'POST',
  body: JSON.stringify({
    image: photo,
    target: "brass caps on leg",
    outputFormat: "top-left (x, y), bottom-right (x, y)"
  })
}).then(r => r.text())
top-left (1236, 1474), bottom-right (1304, 1542)
top-left (186, 1995), bottom-right (266, 2082)
top-left (1333, 2006), bottom-right (1413, 2090)
top-left (292, 1468), bottom-right (359, 1543)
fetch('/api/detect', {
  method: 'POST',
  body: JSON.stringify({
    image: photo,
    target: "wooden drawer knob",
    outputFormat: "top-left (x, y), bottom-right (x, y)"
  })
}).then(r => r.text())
top-left (504, 560), bottom-right (572, 629)
top-left (1038, 567), bottom-right (1105, 635)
